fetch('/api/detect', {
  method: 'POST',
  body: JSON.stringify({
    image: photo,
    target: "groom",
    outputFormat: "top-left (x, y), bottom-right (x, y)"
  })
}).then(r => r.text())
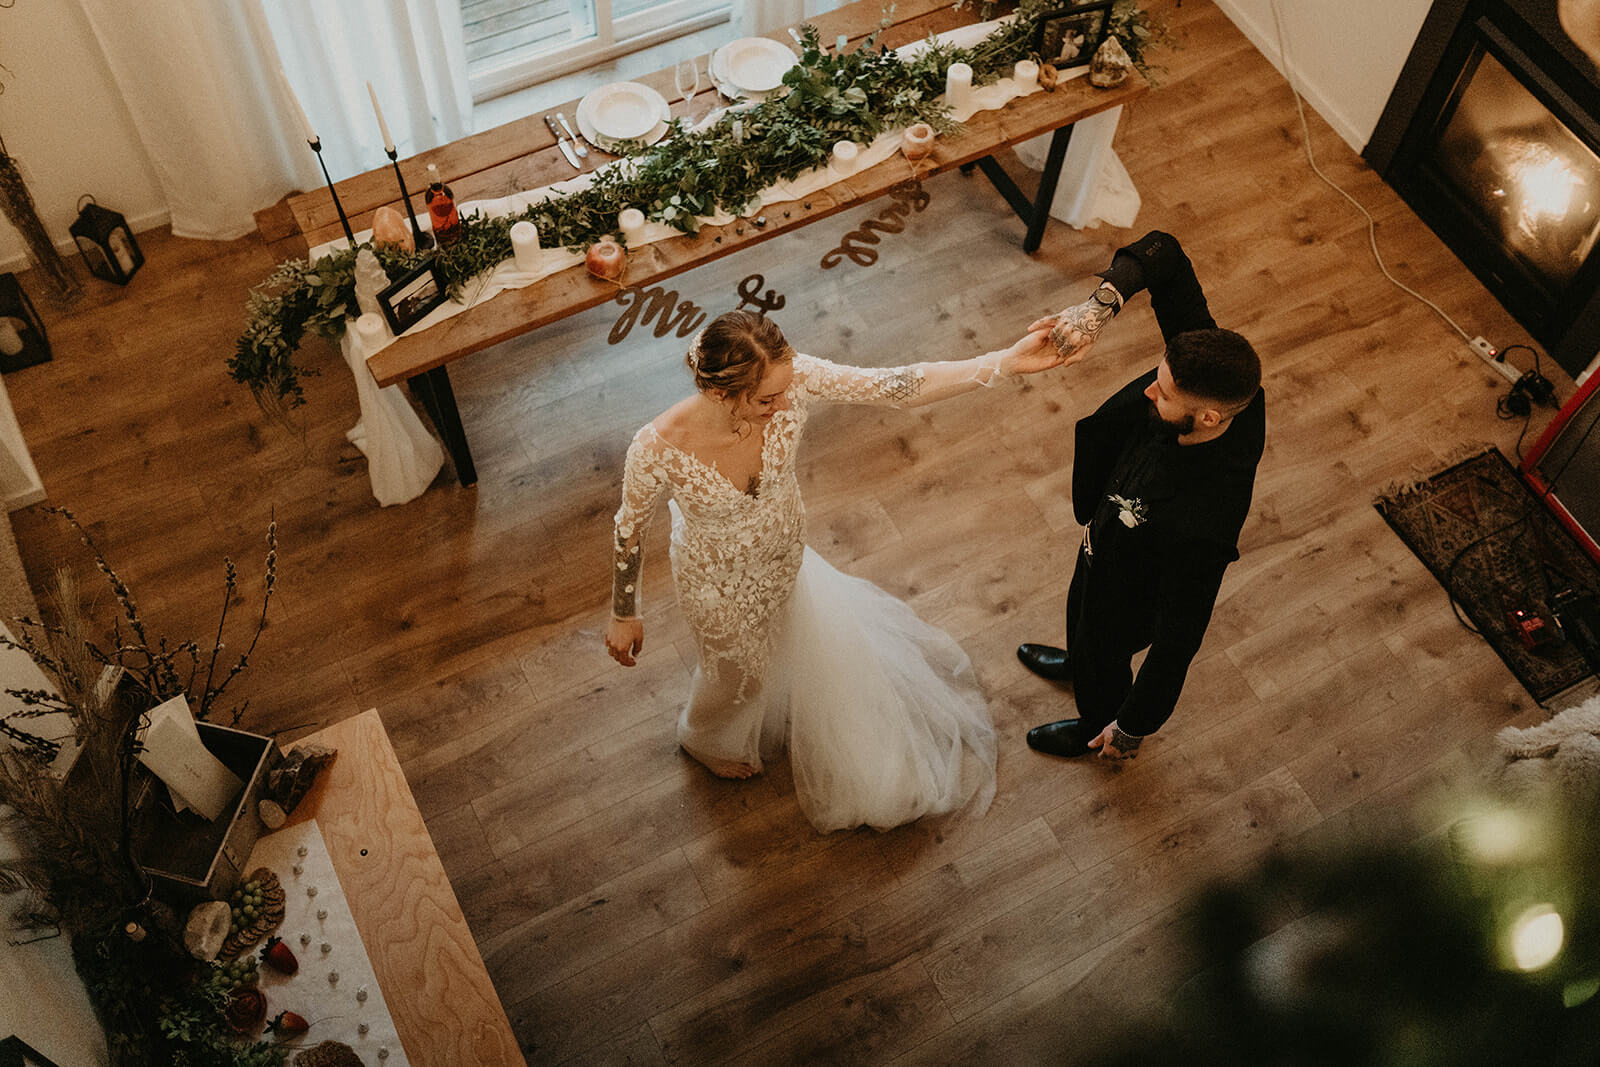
top-left (1020, 231), bottom-right (1266, 760)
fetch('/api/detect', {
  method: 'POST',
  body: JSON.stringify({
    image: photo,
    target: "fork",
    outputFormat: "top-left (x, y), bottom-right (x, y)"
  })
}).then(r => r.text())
top-left (555, 112), bottom-right (587, 158)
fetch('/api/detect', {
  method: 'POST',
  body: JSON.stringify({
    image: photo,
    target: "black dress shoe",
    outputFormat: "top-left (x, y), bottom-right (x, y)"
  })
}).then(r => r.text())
top-left (1027, 719), bottom-right (1093, 758)
top-left (1017, 643), bottom-right (1071, 681)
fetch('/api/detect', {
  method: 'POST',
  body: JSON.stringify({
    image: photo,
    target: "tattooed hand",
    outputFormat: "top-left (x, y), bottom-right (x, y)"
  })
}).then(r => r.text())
top-left (1031, 282), bottom-right (1123, 365)
top-left (1088, 721), bottom-right (1143, 760)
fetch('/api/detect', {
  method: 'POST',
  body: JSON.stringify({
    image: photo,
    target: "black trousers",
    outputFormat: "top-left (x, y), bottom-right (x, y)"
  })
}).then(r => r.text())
top-left (1065, 543), bottom-right (1155, 733)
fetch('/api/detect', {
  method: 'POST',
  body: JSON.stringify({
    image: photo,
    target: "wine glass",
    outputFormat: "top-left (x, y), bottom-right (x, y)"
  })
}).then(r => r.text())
top-left (675, 57), bottom-right (701, 123)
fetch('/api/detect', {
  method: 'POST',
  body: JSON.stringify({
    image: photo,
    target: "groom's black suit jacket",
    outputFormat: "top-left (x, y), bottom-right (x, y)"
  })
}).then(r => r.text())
top-left (1067, 232), bottom-right (1267, 736)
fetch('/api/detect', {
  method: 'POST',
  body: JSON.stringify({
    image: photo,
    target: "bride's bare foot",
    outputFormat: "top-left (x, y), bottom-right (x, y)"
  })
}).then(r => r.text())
top-left (690, 750), bottom-right (760, 779)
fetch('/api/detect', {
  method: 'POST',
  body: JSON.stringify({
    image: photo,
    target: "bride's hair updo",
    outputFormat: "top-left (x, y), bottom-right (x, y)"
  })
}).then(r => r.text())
top-left (687, 311), bottom-right (795, 402)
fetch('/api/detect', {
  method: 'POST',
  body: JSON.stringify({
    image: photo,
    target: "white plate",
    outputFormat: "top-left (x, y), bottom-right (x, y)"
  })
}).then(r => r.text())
top-left (575, 104), bottom-right (669, 152)
top-left (714, 37), bottom-right (797, 94)
top-left (580, 82), bottom-right (667, 140)
top-left (577, 83), bottom-right (671, 149)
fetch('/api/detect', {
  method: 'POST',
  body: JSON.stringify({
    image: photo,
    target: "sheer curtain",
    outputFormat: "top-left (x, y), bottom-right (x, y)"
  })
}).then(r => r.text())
top-left (263, 0), bottom-right (473, 183)
top-left (75, 0), bottom-right (320, 240)
top-left (735, 0), bottom-right (846, 38)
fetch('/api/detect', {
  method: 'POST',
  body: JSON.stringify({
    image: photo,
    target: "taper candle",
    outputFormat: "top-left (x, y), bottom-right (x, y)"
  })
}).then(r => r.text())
top-left (280, 68), bottom-right (316, 142)
top-left (367, 80), bottom-right (395, 152)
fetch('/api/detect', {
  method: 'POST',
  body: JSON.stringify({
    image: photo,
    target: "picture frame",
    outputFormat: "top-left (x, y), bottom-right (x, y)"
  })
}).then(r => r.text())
top-left (1034, 1), bottom-right (1114, 71)
top-left (376, 257), bottom-right (448, 336)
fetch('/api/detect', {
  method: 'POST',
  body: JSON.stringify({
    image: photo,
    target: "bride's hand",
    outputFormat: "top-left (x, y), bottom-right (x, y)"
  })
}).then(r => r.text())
top-left (997, 327), bottom-right (1062, 376)
top-left (606, 617), bottom-right (644, 666)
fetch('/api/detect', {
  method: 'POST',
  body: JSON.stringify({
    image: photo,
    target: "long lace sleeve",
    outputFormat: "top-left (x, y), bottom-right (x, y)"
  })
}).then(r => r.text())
top-left (612, 432), bottom-right (669, 619)
top-left (794, 353), bottom-right (1013, 410)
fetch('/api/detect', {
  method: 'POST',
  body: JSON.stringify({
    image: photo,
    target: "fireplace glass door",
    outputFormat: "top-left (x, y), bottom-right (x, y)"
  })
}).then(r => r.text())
top-left (1435, 47), bottom-right (1600, 291)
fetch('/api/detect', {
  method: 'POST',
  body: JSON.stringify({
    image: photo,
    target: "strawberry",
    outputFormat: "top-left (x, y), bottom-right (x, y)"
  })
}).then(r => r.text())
top-left (266, 1010), bottom-right (310, 1037)
top-left (260, 935), bottom-right (299, 975)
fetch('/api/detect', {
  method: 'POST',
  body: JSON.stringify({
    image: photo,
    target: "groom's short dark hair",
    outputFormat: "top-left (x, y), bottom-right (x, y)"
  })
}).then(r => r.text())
top-left (1167, 328), bottom-right (1260, 409)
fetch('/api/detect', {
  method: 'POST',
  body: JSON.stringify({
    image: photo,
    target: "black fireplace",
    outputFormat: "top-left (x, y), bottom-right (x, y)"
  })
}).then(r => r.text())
top-left (1366, 0), bottom-right (1600, 376)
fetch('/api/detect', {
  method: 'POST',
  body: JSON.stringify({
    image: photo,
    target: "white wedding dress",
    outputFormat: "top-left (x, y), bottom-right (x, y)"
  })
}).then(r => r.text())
top-left (613, 354), bottom-right (997, 832)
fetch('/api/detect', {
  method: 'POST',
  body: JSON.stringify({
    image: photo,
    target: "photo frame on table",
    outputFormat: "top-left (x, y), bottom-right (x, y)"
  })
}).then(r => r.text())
top-left (377, 258), bottom-right (448, 336)
top-left (1034, 1), bottom-right (1114, 71)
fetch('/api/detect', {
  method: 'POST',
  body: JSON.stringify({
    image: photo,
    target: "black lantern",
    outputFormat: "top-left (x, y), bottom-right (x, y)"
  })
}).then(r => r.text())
top-left (69, 195), bottom-right (143, 284)
top-left (0, 272), bottom-right (51, 373)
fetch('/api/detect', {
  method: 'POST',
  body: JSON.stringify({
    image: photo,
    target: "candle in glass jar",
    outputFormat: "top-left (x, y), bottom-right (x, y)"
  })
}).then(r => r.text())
top-left (510, 221), bottom-right (541, 272)
top-left (1014, 59), bottom-right (1040, 90)
top-left (945, 62), bottom-right (973, 112)
top-left (901, 123), bottom-right (935, 161)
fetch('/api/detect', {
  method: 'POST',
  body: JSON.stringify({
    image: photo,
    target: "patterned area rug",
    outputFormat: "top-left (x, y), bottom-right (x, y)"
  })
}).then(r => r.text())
top-left (1376, 447), bottom-right (1600, 702)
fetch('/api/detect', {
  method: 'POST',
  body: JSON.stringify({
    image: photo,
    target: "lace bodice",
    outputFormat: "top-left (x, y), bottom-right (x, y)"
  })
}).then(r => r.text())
top-left (611, 354), bottom-right (930, 684)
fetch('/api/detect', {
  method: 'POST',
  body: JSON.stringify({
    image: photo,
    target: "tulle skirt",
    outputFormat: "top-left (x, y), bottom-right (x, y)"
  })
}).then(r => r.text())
top-left (677, 547), bottom-right (997, 833)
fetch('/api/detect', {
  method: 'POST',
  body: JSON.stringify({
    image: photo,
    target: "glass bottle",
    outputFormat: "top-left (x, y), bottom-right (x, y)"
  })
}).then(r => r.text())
top-left (424, 164), bottom-right (461, 247)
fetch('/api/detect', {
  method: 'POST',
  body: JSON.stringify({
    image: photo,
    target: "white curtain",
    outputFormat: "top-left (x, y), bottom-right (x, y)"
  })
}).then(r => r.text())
top-left (263, 0), bottom-right (473, 183)
top-left (74, 0), bottom-right (321, 240)
top-left (735, 0), bottom-right (846, 38)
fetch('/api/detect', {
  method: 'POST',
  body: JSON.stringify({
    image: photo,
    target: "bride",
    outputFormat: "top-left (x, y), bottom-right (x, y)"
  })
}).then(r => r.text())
top-left (605, 311), bottom-right (1059, 832)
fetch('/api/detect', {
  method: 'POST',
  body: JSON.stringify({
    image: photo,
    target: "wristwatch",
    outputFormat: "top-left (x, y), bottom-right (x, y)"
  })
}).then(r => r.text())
top-left (1090, 281), bottom-right (1124, 314)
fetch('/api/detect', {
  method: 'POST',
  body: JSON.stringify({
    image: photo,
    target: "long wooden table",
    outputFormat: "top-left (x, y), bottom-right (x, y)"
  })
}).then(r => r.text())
top-left (281, 710), bottom-right (523, 1065)
top-left (288, 0), bottom-right (1146, 486)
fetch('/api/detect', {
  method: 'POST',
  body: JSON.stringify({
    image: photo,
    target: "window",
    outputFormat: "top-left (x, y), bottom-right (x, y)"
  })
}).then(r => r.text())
top-left (462, 0), bottom-right (732, 102)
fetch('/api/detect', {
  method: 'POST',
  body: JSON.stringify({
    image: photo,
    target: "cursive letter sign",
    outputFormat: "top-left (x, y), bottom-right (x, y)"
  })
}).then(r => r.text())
top-left (736, 273), bottom-right (786, 317)
top-left (819, 181), bottom-right (932, 270)
top-left (608, 285), bottom-right (708, 345)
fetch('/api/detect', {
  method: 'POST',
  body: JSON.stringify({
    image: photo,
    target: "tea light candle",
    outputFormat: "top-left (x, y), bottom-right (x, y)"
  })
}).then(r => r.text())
top-left (832, 140), bottom-right (859, 174)
top-left (901, 123), bottom-right (935, 161)
top-left (510, 220), bottom-right (540, 272)
top-left (585, 238), bottom-right (626, 281)
top-left (618, 208), bottom-right (646, 241)
top-left (945, 62), bottom-right (972, 112)
top-left (1014, 59), bottom-right (1039, 90)
top-left (0, 319), bottom-right (21, 357)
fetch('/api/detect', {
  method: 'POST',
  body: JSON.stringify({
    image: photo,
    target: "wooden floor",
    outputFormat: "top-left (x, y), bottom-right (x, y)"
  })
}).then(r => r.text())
top-left (5, 2), bottom-right (1587, 1063)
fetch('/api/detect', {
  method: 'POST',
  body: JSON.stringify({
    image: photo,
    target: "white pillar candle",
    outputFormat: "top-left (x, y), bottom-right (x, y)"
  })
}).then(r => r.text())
top-left (617, 208), bottom-right (646, 242)
top-left (1014, 59), bottom-right (1039, 90)
top-left (279, 68), bottom-right (317, 143)
top-left (0, 319), bottom-right (22, 357)
top-left (945, 62), bottom-right (973, 112)
top-left (366, 80), bottom-right (395, 152)
top-left (510, 221), bottom-right (541, 272)
top-left (355, 312), bottom-right (387, 351)
top-left (831, 141), bottom-right (859, 174)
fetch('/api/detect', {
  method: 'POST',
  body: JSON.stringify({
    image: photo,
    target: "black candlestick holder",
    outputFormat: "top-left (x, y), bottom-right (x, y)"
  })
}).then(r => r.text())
top-left (309, 137), bottom-right (356, 248)
top-left (386, 147), bottom-right (434, 250)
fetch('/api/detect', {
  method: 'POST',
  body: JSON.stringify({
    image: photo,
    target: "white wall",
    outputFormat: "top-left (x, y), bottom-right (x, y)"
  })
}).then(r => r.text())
top-left (0, 2), bottom-right (165, 274)
top-left (1214, 0), bottom-right (1433, 152)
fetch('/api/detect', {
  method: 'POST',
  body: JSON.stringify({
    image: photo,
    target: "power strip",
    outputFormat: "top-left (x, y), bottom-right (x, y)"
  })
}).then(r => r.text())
top-left (1470, 336), bottom-right (1525, 385)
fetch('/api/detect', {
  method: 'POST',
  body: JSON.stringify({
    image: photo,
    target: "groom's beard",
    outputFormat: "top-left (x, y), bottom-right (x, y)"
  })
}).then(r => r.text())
top-left (1147, 401), bottom-right (1194, 438)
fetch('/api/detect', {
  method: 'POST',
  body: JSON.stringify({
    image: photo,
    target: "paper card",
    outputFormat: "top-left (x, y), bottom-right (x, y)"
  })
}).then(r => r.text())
top-left (138, 714), bottom-right (243, 821)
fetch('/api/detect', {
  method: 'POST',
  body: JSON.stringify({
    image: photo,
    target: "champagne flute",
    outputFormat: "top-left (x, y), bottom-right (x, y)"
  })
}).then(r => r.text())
top-left (675, 57), bottom-right (701, 124)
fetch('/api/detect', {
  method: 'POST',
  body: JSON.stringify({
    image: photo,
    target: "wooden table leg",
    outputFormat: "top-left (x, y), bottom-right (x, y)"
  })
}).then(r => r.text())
top-left (973, 122), bottom-right (1076, 253)
top-left (408, 365), bottom-right (478, 488)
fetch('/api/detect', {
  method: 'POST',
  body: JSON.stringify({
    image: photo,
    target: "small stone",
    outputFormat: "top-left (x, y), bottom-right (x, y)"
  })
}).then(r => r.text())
top-left (321, 941), bottom-right (332, 954)
top-left (293, 864), bottom-right (303, 876)
top-left (714, 237), bottom-right (722, 244)
top-left (803, 202), bottom-right (811, 209)
top-left (378, 1050), bottom-right (389, 1061)
top-left (296, 846), bottom-right (308, 857)
top-left (299, 932), bottom-right (311, 946)
top-left (755, 216), bottom-right (767, 227)
top-left (258, 798), bottom-right (286, 829)
top-left (369, 206), bottom-right (415, 252)
top-left (736, 226), bottom-right (744, 234)
top-left (183, 901), bottom-right (231, 961)
top-left (317, 908), bottom-right (328, 920)
top-left (307, 886), bottom-right (317, 897)
top-left (358, 1023), bottom-right (370, 1036)
top-left (328, 970), bottom-right (339, 985)
top-left (1089, 35), bottom-right (1134, 89)
top-left (357, 986), bottom-right (368, 1003)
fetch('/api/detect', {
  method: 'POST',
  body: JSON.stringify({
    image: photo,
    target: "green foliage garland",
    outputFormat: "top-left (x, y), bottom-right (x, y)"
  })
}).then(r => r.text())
top-left (229, 2), bottom-right (1130, 410)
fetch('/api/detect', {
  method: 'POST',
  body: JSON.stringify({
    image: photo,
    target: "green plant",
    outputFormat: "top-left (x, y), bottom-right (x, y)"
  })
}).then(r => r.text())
top-left (1106, 0), bottom-right (1180, 81)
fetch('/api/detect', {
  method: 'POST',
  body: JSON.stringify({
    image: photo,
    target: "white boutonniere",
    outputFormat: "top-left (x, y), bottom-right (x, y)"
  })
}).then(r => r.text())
top-left (1109, 494), bottom-right (1147, 528)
